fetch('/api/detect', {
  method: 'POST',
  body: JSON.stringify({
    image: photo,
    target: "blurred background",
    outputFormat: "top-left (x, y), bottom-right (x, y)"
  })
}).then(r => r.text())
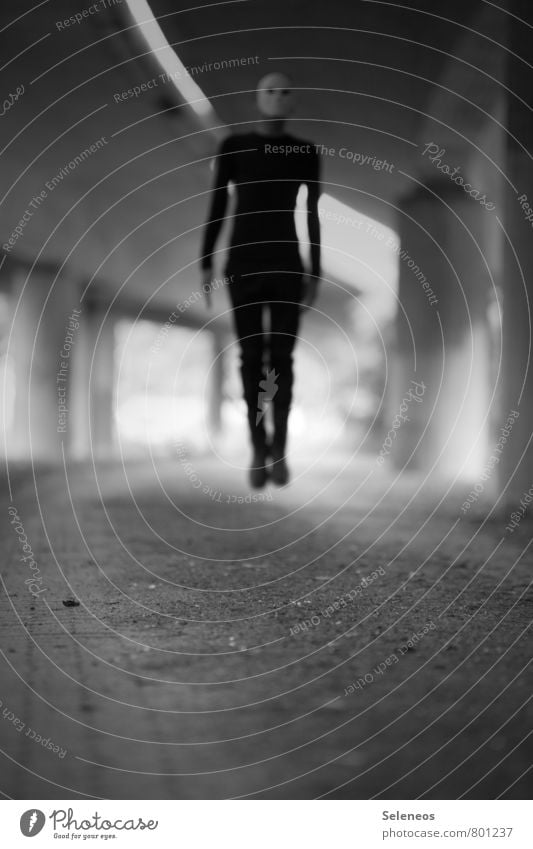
top-left (1, 0), bottom-right (530, 504)
top-left (1, 0), bottom-right (532, 804)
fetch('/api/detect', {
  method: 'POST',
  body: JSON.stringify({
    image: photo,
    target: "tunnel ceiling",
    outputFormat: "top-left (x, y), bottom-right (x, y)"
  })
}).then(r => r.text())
top-left (1, 0), bottom-right (489, 320)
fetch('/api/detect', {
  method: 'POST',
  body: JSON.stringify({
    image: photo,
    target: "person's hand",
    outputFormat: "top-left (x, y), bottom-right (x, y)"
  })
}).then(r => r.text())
top-left (300, 275), bottom-right (320, 311)
top-left (202, 268), bottom-right (213, 310)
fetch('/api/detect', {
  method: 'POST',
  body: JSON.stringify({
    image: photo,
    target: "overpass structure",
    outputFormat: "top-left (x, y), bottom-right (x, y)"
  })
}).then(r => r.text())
top-left (0, 0), bottom-right (531, 505)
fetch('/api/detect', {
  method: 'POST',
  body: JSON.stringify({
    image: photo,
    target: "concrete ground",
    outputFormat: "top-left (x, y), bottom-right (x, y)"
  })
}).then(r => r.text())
top-left (0, 451), bottom-right (531, 799)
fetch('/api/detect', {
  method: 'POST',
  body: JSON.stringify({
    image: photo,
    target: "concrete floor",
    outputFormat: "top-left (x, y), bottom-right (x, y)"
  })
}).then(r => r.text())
top-left (1, 452), bottom-right (531, 799)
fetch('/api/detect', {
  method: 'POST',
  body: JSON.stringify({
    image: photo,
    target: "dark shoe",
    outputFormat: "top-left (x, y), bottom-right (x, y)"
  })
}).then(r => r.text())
top-left (249, 447), bottom-right (268, 489)
top-left (269, 448), bottom-right (289, 486)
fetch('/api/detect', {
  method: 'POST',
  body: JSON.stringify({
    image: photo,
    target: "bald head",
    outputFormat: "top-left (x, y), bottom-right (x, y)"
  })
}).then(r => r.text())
top-left (256, 72), bottom-right (295, 119)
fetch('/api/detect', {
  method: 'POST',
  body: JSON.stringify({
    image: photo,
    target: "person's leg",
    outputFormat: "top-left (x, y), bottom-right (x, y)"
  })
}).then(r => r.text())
top-left (267, 274), bottom-right (304, 483)
top-left (228, 275), bottom-right (269, 485)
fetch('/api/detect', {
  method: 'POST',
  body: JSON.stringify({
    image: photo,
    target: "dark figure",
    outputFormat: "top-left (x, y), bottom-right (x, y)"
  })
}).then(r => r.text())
top-left (201, 73), bottom-right (321, 487)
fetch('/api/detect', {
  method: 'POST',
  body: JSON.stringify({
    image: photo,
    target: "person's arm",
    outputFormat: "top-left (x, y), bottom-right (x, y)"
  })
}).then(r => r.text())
top-left (200, 136), bottom-right (233, 278)
top-left (307, 149), bottom-right (321, 279)
top-left (301, 150), bottom-right (321, 309)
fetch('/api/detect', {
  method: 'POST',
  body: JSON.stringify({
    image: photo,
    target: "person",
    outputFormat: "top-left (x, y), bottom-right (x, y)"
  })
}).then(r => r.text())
top-left (200, 72), bottom-right (321, 488)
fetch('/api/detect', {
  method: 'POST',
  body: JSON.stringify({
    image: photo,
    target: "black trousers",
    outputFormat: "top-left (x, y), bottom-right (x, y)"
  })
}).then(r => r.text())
top-left (227, 271), bottom-right (304, 451)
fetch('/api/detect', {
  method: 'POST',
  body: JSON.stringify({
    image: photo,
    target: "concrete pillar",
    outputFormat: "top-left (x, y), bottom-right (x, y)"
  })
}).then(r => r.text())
top-left (8, 261), bottom-right (80, 461)
top-left (207, 329), bottom-right (225, 436)
top-left (0, 261), bottom-right (15, 461)
top-left (70, 302), bottom-right (116, 459)
top-left (500, 0), bottom-right (533, 505)
top-left (390, 180), bottom-right (492, 478)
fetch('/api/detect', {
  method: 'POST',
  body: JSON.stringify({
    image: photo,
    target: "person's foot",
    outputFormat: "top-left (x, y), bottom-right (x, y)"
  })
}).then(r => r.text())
top-left (249, 446), bottom-right (269, 489)
top-left (269, 447), bottom-right (289, 486)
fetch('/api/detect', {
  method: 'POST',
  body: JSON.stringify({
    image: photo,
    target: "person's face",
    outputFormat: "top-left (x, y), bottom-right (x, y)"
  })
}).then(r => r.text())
top-left (256, 73), bottom-right (294, 119)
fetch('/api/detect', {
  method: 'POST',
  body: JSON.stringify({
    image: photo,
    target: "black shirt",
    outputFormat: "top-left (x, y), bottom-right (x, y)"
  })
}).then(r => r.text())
top-left (201, 131), bottom-right (321, 277)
